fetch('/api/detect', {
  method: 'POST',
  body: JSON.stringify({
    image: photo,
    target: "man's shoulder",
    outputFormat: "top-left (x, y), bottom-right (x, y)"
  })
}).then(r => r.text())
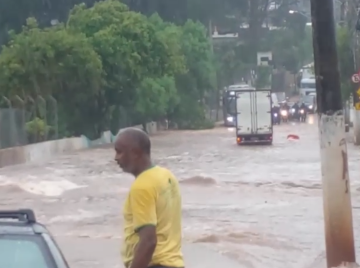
top-left (139, 166), bottom-right (175, 180)
top-left (134, 166), bottom-right (178, 189)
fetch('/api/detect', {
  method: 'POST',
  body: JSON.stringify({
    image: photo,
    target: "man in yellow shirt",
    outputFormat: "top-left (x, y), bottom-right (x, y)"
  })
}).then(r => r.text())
top-left (114, 127), bottom-right (184, 268)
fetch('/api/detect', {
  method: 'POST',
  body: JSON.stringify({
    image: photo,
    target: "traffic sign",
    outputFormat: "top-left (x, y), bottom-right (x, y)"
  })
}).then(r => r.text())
top-left (352, 74), bottom-right (360, 83)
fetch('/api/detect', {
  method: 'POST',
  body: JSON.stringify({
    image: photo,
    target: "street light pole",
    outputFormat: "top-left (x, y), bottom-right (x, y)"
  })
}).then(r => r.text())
top-left (310, 0), bottom-right (356, 267)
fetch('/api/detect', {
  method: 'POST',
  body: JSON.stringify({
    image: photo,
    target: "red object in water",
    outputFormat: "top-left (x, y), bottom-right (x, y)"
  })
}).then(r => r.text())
top-left (287, 134), bottom-right (300, 140)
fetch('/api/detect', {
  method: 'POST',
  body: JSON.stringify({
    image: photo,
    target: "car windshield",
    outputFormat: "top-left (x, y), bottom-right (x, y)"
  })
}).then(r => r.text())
top-left (226, 97), bottom-right (236, 114)
top-left (0, 234), bottom-right (56, 268)
top-left (302, 95), bottom-right (314, 104)
top-left (276, 94), bottom-right (285, 103)
top-left (301, 82), bottom-right (315, 89)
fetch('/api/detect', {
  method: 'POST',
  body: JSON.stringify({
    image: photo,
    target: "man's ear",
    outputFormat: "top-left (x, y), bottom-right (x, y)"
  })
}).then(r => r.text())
top-left (132, 147), bottom-right (143, 158)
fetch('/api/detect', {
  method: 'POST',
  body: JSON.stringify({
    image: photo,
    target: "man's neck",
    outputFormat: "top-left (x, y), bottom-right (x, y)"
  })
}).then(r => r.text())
top-left (133, 158), bottom-right (153, 177)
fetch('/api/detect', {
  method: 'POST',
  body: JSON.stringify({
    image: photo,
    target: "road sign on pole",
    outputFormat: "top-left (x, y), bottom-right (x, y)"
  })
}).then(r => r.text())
top-left (351, 74), bottom-right (360, 83)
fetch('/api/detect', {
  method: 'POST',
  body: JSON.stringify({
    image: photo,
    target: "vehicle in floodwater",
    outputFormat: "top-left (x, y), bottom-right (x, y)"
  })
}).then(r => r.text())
top-left (234, 89), bottom-right (273, 145)
top-left (222, 84), bottom-right (255, 127)
top-left (300, 77), bottom-right (316, 96)
top-left (301, 94), bottom-right (316, 113)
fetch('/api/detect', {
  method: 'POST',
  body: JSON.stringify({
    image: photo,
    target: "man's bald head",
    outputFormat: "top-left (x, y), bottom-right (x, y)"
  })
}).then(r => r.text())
top-left (116, 127), bottom-right (151, 155)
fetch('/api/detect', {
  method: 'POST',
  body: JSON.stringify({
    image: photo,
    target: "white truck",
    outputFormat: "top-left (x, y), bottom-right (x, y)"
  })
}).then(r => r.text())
top-left (235, 89), bottom-right (273, 145)
top-left (300, 77), bottom-right (316, 96)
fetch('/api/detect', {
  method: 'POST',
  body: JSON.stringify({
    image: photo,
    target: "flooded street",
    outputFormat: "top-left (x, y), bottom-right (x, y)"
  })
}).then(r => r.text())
top-left (1, 114), bottom-right (360, 268)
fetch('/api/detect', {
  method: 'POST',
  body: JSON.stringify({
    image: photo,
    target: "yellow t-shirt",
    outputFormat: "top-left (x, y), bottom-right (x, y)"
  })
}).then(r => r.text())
top-left (122, 166), bottom-right (184, 268)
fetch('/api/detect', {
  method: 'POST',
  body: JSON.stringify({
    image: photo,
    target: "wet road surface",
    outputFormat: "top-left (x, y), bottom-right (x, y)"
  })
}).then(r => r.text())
top-left (1, 115), bottom-right (360, 268)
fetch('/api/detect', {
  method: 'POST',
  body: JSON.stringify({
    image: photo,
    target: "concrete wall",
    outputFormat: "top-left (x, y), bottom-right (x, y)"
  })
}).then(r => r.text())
top-left (0, 122), bottom-right (159, 168)
top-left (0, 147), bottom-right (27, 168)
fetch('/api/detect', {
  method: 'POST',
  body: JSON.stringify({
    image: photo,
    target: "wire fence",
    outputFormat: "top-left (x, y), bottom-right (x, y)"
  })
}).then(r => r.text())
top-left (0, 95), bottom-right (58, 149)
top-left (0, 90), bottom-right (222, 150)
top-left (205, 90), bottom-right (223, 122)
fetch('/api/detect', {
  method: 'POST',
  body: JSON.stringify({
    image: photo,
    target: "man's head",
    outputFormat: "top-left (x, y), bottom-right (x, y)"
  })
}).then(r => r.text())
top-left (114, 127), bottom-right (151, 175)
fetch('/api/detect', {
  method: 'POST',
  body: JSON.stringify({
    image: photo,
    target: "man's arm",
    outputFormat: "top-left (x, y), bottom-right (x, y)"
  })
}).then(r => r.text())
top-left (129, 186), bottom-right (157, 268)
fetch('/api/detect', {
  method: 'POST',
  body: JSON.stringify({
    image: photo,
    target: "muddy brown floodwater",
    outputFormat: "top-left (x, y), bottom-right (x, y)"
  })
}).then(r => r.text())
top-left (1, 114), bottom-right (360, 268)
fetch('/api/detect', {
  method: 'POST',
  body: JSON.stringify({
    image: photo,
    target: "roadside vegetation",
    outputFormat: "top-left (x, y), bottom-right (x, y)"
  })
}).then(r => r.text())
top-left (0, 0), bottom-right (317, 140)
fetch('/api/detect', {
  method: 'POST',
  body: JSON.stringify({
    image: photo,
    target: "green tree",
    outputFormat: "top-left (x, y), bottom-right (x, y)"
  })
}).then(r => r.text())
top-left (0, 0), bottom-right (220, 139)
top-left (171, 20), bottom-right (216, 128)
top-left (147, 14), bottom-right (185, 75)
top-left (337, 26), bottom-right (354, 100)
top-left (148, 14), bottom-right (216, 128)
top-left (0, 18), bottom-right (103, 136)
top-left (135, 76), bottom-right (178, 122)
top-left (260, 26), bottom-right (313, 73)
top-left (256, 66), bottom-right (271, 88)
top-left (67, 0), bottom-right (185, 131)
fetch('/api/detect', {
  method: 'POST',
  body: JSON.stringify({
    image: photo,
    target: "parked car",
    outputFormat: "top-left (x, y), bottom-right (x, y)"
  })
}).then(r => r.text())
top-left (0, 209), bottom-right (69, 268)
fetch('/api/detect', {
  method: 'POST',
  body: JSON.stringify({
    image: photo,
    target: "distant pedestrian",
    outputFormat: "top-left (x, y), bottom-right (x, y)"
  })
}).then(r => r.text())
top-left (114, 127), bottom-right (184, 268)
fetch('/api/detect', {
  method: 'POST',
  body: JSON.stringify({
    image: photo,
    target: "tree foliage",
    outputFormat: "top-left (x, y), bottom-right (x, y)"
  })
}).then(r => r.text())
top-left (0, 0), bottom-right (319, 141)
top-left (336, 27), bottom-right (354, 100)
top-left (0, 17), bottom-right (103, 136)
top-left (170, 20), bottom-right (216, 128)
top-left (0, 18), bottom-right (102, 97)
top-left (66, 0), bottom-right (185, 133)
top-left (0, 0), bottom-right (216, 139)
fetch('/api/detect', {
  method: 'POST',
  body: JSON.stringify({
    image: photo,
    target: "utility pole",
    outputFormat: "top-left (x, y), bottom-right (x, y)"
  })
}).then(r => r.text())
top-left (310, 0), bottom-right (356, 267)
top-left (353, 34), bottom-right (360, 144)
top-left (353, 2), bottom-right (360, 145)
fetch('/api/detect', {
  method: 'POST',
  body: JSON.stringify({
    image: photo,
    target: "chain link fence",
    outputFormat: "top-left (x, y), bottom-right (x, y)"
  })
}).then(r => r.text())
top-left (0, 95), bottom-right (58, 149)
top-left (0, 108), bottom-right (27, 148)
top-left (205, 90), bottom-right (223, 122)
